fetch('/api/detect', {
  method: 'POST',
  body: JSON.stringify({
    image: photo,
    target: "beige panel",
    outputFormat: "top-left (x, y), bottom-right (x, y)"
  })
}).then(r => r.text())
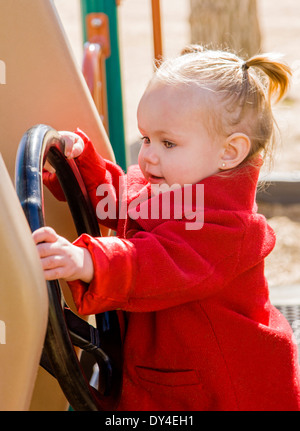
top-left (0, 0), bottom-right (114, 174)
top-left (0, 0), bottom-right (115, 410)
top-left (29, 367), bottom-right (69, 412)
top-left (0, 0), bottom-right (114, 237)
top-left (0, 156), bottom-right (48, 411)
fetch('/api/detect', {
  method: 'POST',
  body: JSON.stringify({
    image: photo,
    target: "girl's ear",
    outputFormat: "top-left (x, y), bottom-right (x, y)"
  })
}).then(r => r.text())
top-left (219, 133), bottom-right (251, 170)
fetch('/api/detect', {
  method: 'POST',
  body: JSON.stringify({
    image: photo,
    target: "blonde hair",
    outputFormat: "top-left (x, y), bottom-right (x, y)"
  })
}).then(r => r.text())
top-left (152, 45), bottom-right (292, 169)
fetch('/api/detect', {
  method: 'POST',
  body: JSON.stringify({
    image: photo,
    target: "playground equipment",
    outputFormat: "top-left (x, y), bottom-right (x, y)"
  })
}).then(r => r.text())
top-left (83, 13), bottom-right (111, 134)
top-left (0, 0), bottom-right (116, 411)
top-left (0, 156), bottom-right (48, 410)
top-left (15, 124), bottom-right (122, 411)
top-left (151, 0), bottom-right (164, 64)
top-left (81, 0), bottom-right (126, 170)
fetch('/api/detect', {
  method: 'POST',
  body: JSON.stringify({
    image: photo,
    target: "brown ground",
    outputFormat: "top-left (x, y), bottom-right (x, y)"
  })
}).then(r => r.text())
top-left (54, 0), bottom-right (300, 304)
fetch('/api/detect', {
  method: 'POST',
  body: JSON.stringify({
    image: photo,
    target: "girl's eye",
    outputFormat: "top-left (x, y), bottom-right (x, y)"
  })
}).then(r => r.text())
top-left (141, 136), bottom-right (150, 145)
top-left (163, 141), bottom-right (176, 149)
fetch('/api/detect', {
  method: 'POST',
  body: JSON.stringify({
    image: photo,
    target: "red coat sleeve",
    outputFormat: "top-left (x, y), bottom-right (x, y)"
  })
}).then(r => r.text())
top-left (43, 129), bottom-right (124, 231)
top-left (67, 212), bottom-right (260, 315)
top-left (42, 169), bottom-right (66, 201)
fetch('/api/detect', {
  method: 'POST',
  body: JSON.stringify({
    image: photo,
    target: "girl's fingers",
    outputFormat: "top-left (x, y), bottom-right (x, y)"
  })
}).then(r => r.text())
top-left (39, 254), bottom-right (65, 270)
top-left (32, 226), bottom-right (59, 245)
top-left (38, 245), bottom-right (82, 281)
top-left (43, 266), bottom-right (69, 281)
top-left (36, 243), bottom-right (73, 280)
top-left (63, 135), bottom-right (75, 157)
top-left (70, 140), bottom-right (84, 158)
top-left (59, 131), bottom-right (84, 159)
top-left (32, 226), bottom-right (90, 282)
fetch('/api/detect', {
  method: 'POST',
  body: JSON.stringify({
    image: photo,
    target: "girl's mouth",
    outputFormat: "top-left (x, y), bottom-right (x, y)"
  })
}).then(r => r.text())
top-left (148, 174), bottom-right (165, 184)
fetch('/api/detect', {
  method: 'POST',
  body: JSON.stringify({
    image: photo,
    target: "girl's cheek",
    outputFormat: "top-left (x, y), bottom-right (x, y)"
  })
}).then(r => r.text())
top-left (138, 152), bottom-right (145, 172)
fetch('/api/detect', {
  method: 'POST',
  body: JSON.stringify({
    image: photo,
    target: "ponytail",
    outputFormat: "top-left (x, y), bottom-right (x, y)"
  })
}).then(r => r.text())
top-left (244, 54), bottom-right (292, 103)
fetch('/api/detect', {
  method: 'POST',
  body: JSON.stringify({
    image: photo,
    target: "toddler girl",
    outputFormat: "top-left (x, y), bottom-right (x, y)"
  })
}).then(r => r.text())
top-left (34, 46), bottom-right (300, 411)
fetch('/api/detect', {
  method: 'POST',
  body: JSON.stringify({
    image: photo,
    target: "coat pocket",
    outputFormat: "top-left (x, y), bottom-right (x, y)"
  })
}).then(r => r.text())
top-left (136, 366), bottom-right (200, 387)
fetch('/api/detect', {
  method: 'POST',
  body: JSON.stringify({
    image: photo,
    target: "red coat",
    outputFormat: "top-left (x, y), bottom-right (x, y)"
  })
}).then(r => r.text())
top-left (45, 130), bottom-right (300, 411)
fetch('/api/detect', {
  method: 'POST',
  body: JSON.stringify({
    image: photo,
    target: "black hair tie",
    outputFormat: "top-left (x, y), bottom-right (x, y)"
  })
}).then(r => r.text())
top-left (242, 62), bottom-right (250, 71)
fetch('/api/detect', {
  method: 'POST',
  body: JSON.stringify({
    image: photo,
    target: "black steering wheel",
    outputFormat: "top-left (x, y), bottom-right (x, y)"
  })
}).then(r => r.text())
top-left (15, 124), bottom-right (122, 411)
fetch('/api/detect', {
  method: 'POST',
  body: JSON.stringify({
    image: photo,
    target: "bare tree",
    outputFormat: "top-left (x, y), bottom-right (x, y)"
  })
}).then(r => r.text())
top-left (189, 0), bottom-right (262, 58)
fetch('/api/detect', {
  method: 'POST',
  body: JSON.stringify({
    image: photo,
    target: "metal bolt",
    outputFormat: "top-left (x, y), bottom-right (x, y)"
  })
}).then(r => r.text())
top-left (91, 18), bottom-right (103, 28)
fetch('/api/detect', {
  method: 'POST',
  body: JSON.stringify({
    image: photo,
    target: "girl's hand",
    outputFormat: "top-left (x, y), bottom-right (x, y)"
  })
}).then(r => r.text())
top-left (59, 131), bottom-right (85, 159)
top-left (32, 227), bottom-right (94, 283)
top-left (43, 131), bottom-right (84, 173)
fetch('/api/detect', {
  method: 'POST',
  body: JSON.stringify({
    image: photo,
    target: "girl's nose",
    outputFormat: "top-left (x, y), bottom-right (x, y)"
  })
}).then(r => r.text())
top-left (142, 145), bottom-right (159, 164)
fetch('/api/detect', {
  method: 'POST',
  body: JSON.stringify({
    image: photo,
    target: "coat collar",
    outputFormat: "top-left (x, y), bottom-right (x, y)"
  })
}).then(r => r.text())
top-left (200, 157), bottom-right (262, 212)
top-left (125, 158), bottom-right (262, 231)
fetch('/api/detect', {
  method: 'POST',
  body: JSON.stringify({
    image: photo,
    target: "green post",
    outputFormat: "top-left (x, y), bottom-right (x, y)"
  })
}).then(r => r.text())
top-left (81, 0), bottom-right (127, 171)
